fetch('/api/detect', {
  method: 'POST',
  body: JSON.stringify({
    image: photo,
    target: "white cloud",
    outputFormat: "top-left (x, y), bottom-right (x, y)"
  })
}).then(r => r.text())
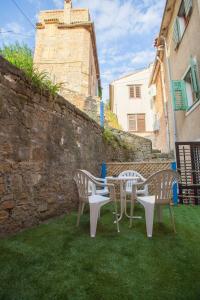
top-left (75, 0), bottom-right (164, 42)
top-left (74, 0), bottom-right (165, 99)
top-left (131, 50), bottom-right (155, 65)
top-left (0, 22), bottom-right (34, 45)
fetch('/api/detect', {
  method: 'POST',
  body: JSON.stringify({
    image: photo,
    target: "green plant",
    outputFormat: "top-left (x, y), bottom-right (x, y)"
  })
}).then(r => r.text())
top-left (98, 85), bottom-right (102, 99)
top-left (103, 128), bottom-right (131, 150)
top-left (0, 42), bottom-right (61, 96)
top-left (104, 103), bottom-right (122, 130)
top-left (103, 128), bottom-right (118, 144)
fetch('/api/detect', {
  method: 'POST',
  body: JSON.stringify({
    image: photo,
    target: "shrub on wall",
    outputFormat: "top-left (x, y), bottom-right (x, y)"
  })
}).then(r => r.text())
top-left (0, 42), bottom-right (61, 96)
top-left (104, 103), bottom-right (122, 130)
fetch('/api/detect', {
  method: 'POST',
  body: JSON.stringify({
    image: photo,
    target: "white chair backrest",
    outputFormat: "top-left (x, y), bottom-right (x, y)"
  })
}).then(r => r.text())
top-left (145, 169), bottom-right (179, 204)
top-left (81, 170), bottom-right (96, 194)
top-left (80, 170), bottom-right (106, 194)
top-left (119, 170), bottom-right (145, 190)
top-left (74, 170), bottom-right (95, 202)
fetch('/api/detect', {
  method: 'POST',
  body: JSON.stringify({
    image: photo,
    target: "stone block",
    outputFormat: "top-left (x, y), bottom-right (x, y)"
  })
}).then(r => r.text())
top-left (0, 184), bottom-right (5, 195)
top-left (1, 200), bottom-right (15, 210)
top-left (0, 210), bottom-right (9, 221)
top-left (32, 147), bottom-right (45, 161)
top-left (17, 147), bottom-right (30, 162)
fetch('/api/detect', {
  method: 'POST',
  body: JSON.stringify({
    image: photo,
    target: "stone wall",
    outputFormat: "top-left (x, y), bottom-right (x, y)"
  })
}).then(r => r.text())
top-left (0, 57), bottom-right (152, 236)
top-left (59, 86), bottom-right (100, 121)
top-left (109, 128), bottom-right (152, 161)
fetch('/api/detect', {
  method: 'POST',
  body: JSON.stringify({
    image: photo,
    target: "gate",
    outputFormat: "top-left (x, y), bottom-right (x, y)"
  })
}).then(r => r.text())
top-left (176, 142), bottom-right (200, 205)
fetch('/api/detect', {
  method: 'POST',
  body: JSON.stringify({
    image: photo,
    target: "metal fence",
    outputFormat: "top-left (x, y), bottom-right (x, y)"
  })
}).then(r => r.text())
top-left (176, 142), bottom-right (200, 205)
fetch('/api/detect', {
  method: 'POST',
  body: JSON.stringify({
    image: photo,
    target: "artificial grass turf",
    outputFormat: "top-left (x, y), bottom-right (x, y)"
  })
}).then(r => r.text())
top-left (0, 205), bottom-right (200, 300)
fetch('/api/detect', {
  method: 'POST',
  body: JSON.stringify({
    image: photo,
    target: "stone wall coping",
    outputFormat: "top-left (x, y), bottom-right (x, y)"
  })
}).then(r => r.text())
top-left (106, 161), bottom-right (174, 165)
top-left (109, 127), bottom-right (152, 144)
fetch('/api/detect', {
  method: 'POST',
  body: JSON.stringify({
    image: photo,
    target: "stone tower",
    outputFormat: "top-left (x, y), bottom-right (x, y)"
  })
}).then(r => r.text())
top-left (34, 0), bottom-right (101, 114)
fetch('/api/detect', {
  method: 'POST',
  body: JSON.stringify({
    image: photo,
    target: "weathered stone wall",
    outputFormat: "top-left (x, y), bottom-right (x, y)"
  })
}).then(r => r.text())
top-left (59, 86), bottom-right (100, 120)
top-left (0, 57), bottom-right (152, 236)
top-left (109, 128), bottom-right (152, 161)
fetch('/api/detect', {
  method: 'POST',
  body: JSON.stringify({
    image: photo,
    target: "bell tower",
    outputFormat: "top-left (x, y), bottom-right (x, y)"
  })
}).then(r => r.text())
top-left (64, 0), bottom-right (72, 23)
top-left (34, 0), bottom-right (101, 106)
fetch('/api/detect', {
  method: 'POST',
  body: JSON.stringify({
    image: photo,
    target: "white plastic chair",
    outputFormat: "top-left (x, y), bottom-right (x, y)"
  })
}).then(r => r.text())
top-left (74, 170), bottom-right (119, 237)
top-left (82, 170), bottom-right (109, 196)
top-left (131, 169), bottom-right (179, 238)
top-left (118, 170), bottom-right (148, 196)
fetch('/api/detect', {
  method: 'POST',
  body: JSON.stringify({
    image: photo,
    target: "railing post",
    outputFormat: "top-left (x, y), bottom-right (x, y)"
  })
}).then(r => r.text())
top-left (101, 161), bottom-right (107, 179)
top-left (171, 161), bottom-right (178, 205)
top-left (100, 101), bottom-right (104, 128)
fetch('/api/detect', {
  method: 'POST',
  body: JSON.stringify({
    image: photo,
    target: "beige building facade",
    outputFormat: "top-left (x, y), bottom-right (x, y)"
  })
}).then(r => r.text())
top-left (151, 0), bottom-right (200, 152)
top-left (34, 0), bottom-right (101, 113)
top-left (110, 66), bottom-right (157, 145)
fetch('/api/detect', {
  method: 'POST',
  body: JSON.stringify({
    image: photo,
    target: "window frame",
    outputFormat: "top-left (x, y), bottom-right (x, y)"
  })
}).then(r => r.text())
top-left (182, 58), bottom-right (200, 112)
top-left (173, 0), bottom-right (193, 50)
top-left (128, 113), bottom-right (146, 132)
top-left (129, 84), bottom-right (142, 99)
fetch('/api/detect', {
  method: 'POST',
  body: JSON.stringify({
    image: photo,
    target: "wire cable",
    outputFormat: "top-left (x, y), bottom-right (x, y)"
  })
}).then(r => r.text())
top-left (0, 29), bottom-right (34, 38)
top-left (10, 0), bottom-right (35, 29)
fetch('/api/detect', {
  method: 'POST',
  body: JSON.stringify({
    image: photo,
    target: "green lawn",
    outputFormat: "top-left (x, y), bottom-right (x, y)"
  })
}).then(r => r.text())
top-left (0, 205), bottom-right (200, 300)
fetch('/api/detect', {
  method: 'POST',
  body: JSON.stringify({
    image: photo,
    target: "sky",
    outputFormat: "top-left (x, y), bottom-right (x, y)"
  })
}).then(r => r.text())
top-left (0, 0), bottom-right (166, 100)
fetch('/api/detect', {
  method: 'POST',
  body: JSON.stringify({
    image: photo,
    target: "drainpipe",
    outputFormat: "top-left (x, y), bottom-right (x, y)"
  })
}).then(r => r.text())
top-left (198, 0), bottom-right (200, 15)
top-left (160, 35), bottom-right (177, 147)
top-left (156, 55), bottom-right (171, 152)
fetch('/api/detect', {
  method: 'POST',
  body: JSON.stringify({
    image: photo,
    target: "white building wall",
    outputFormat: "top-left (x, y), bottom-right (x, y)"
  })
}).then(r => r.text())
top-left (111, 66), bottom-right (154, 138)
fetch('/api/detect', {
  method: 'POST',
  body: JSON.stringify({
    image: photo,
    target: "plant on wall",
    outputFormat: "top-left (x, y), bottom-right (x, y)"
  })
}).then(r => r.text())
top-left (0, 42), bottom-right (61, 96)
top-left (104, 102), bottom-right (122, 130)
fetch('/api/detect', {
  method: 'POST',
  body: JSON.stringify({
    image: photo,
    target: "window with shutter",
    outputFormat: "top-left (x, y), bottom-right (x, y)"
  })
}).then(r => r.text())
top-left (129, 86), bottom-right (135, 98)
top-left (194, 62), bottom-right (200, 100)
top-left (128, 115), bottom-right (137, 131)
top-left (137, 114), bottom-right (146, 132)
top-left (184, 0), bottom-right (193, 17)
top-left (183, 58), bottom-right (200, 107)
top-left (172, 80), bottom-right (188, 110)
top-left (128, 114), bottom-right (146, 132)
top-left (190, 57), bottom-right (200, 94)
top-left (173, 18), bottom-right (180, 48)
top-left (173, 0), bottom-right (193, 49)
top-left (135, 85), bottom-right (141, 98)
top-left (129, 85), bottom-right (142, 98)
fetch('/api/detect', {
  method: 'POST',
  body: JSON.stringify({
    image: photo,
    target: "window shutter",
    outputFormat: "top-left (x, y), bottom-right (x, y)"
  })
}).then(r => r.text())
top-left (135, 85), bottom-right (141, 98)
top-left (129, 86), bottom-right (135, 98)
top-left (190, 57), bottom-right (200, 96)
top-left (128, 115), bottom-right (136, 131)
top-left (173, 18), bottom-right (180, 48)
top-left (184, 0), bottom-right (193, 17)
top-left (197, 60), bottom-right (200, 100)
top-left (137, 114), bottom-right (145, 132)
top-left (172, 80), bottom-right (188, 110)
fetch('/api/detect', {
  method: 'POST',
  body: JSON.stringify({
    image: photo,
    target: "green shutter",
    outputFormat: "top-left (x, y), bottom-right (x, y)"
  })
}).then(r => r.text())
top-left (190, 57), bottom-right (200, 101)
top-left (172, 80), bottom-right (188, 111)
top-left (184, 0), bottom-right (193, 17)
top-left (173, 18), bottom-right (180, 48)
top-left (190, 57), bottom-right (200, 98)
